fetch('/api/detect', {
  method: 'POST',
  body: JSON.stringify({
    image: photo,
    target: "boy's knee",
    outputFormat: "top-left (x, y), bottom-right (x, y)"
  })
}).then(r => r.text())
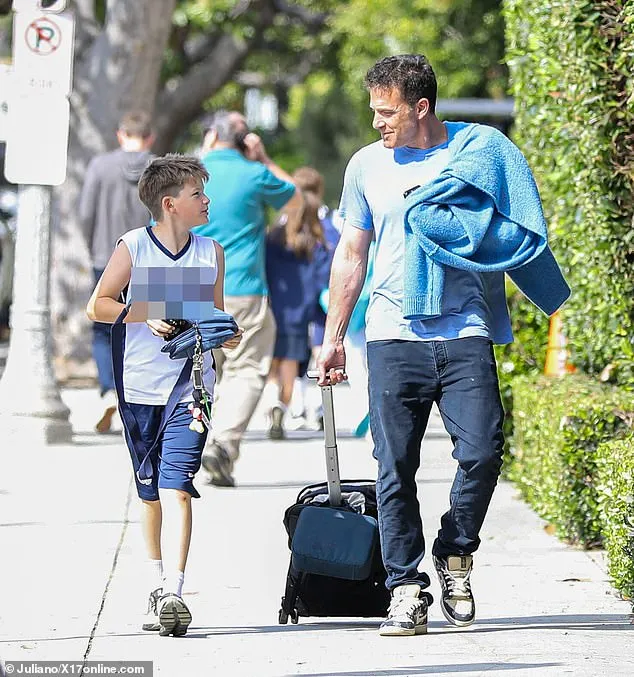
top-left (160, 487), bottom-right (193, 503)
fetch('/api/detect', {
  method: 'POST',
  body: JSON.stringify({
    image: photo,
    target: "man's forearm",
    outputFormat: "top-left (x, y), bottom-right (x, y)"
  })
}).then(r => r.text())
top-left (261, 158), bottom-right (294, 185)
top-left (324, 247), bottom-right (367, 344)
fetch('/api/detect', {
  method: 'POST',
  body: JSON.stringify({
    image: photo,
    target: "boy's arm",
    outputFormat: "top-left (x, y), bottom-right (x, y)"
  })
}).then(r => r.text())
top-left (86, 242), bottom-right (133, 323)
top-left (213, 241), bottom-right (225, 311)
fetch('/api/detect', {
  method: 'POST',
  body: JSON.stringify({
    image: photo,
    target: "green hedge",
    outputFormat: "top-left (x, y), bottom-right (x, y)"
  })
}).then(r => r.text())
top-left (511, 375), bottom-right (632, 546)
top-left (596, 434), bottom-right (634, 603)
top-left (495, 281), bottom-right (550, 457)
top-left (504, 0), bottom-right (634, 387)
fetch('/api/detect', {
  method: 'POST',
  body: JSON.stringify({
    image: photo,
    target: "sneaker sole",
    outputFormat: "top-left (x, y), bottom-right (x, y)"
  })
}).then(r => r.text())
top-left (439, 602), bottom-right (475, 627)
top-left (95, 405), bottom-right (117, 434)
top-left (268, 408), bottom-right (285, 440)
top-left (158, 598), bottom-right (192, 637)
top-left (142, 620), bottom-right (160, 632)
top-left (379, 624), bottom-right (427, 637)
top-left (268, 425), bottom-right (285, 440)
top-left (202, 453), bottom-right (235, 487)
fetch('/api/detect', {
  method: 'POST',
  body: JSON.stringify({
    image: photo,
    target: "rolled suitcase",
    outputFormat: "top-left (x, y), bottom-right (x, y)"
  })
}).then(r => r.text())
top-left (278, 373), bottom-right (390, 624)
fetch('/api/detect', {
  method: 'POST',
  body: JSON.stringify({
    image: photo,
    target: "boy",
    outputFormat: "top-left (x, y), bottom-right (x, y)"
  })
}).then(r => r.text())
top-left (87, 154), bottom-right (242, 637)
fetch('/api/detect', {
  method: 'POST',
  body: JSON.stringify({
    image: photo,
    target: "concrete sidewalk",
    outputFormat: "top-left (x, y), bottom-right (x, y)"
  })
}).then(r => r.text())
top-left (0, 383), bottom-right (632, 677)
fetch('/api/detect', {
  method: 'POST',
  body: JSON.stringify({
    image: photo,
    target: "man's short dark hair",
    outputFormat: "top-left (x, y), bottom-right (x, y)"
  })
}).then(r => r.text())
top-left (138, 154), bottom-right (209, 221)
top-left (365, 55), bottom-right (437, 112)
top-left (118, 111), bottom-right (153, 139)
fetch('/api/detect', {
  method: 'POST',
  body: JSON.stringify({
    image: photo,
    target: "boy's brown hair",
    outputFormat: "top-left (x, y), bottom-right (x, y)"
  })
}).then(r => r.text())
top-left (138, 154), bottom-right (209, 221)
top-left (118, 111), bottom-right (154, 139)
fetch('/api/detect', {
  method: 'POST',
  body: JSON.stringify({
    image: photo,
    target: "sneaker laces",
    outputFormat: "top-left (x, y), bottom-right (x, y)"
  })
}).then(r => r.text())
top-left (440, 566), bottom-right (472, 600)
top-left (388, 594), bottom-right (423, 619)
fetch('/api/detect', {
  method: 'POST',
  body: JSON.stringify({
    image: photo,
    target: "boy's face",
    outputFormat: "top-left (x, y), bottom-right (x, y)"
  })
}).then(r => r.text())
top-left (170, 178), bottom-right (210, 228)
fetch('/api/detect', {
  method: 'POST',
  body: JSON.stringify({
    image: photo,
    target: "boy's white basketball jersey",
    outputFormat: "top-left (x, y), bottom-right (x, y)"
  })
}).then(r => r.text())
top-left (119, 226), bottom-right (218, 405)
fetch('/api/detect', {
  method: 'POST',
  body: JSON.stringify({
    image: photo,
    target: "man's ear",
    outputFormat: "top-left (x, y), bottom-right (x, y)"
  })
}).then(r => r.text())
top-left (416, 98), bottom-right (430, 119)
top-left (203, 129), bottom-right (218, 151)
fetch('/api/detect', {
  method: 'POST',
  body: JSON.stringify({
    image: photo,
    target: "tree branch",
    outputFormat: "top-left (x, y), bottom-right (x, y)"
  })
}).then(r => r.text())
top-left (153, 0), bottom-right (279, 152)
top-left (237, 49), bottom-right (322, 88)
top-left (272, 0), bottom-right (327, 29)
top-left (153, 33), bottom-right (251, 153)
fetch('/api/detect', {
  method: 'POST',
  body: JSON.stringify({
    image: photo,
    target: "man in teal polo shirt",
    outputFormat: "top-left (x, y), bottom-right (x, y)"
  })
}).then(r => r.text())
top-left (194, 110), bottom-right (299, 487)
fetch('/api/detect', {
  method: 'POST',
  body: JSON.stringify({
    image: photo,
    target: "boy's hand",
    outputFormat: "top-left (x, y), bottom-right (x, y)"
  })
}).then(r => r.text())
top-left (146, 319), bottom-right (174, 338)
top-left (221, 327), bottom-right (244, 350)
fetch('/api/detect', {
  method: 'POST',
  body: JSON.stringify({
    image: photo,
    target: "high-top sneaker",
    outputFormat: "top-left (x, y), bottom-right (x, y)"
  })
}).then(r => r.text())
top-left (433, 554), bottom-right (475, 626)
top-left (379, 584), bottom-right (428, 636)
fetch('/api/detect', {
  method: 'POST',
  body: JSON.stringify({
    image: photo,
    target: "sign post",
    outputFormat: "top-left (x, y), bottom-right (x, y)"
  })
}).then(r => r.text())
top-left (0, 0), bottom-right (73, 443)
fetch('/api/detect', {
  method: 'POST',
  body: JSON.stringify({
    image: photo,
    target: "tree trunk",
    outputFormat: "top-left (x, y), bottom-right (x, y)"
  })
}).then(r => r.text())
top-left (52, 0), bottom-right (176, 379)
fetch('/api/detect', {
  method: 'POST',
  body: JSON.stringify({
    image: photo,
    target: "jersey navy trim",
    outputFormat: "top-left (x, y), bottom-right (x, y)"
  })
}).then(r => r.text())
top-left (146, 226), bottom-right (192, 261)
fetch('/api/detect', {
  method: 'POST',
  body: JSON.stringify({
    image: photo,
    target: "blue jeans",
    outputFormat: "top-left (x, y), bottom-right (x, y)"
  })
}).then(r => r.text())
top-left (93, 267), bottom-right (114, 395)
top-left (367, 337), bottom-right (505, 591)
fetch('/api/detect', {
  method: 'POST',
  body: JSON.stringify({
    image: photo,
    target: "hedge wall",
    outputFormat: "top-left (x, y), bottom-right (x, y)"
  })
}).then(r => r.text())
top-left (596, 434), bottom-right (634, 602)
top-left (511, 375), bottom-right (633, 546)
top-left (504, 0), bottom-right (634, 387)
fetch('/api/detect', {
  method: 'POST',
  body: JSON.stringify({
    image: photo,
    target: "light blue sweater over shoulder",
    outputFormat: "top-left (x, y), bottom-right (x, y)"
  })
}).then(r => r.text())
top-left (403, 123), bottom-right (570, 324)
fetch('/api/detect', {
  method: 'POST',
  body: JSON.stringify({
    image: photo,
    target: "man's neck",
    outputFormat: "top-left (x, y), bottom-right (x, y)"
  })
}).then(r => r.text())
top-left (203, 142), bottom-right (236, 153)
top-left (413, 117), bottom-right (448, 150)
top-left (119, 138), bottom-right (149, 152)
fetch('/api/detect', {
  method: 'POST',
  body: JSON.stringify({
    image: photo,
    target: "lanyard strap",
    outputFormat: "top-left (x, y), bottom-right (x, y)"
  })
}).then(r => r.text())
top-left (111, 308), bottom-right (192, 485)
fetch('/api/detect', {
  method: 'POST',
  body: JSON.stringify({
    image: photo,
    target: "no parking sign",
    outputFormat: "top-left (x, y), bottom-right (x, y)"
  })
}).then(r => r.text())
top-left (6, 4), bottom-right (74, 185)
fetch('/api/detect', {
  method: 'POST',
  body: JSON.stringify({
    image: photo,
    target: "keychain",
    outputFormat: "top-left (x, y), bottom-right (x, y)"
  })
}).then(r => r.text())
top-left (188, 325), bottom-right (213, 433)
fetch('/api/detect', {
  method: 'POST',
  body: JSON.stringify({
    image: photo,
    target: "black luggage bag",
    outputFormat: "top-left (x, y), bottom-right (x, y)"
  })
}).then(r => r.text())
top-left (278, 375), bottom-right (390, 624)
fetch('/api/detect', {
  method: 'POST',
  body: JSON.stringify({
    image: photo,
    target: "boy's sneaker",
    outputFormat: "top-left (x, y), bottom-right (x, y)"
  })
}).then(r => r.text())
top-left (157, 593), bottom-right (192, 637)
top-left (379, 584), bottom-right (428, 636)
top-left (202, 442), bottom-right (235, 487)
top-left (268, 405), bottom-right (285, 440)
top-left (141, 587), bottom-right (162, 631)
top-left (433, 554), bottom-right (475, 626)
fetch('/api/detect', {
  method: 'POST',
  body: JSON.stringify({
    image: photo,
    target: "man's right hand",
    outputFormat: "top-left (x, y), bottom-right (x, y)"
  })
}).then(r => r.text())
top-left (243, 133), bottom-right (269, 164)
top-left (316, 340), bottom-right (348, 386)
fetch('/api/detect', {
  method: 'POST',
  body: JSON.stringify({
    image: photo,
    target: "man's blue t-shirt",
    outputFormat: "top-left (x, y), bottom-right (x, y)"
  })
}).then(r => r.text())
top-left (338, 122), bottom-right (496, 343)
top-left (193, 149), bottom-right (296, 296)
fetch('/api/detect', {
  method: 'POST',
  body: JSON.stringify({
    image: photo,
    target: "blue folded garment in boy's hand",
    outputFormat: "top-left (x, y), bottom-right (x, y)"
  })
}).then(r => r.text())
top-left (160, 310), bottom-right (239, 359)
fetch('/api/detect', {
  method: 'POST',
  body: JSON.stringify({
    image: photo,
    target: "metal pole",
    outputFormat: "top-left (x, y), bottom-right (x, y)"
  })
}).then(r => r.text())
top-left (321, 384), bottom-right (342, 507)
top-left (0, 184), bottom-right (72, 443)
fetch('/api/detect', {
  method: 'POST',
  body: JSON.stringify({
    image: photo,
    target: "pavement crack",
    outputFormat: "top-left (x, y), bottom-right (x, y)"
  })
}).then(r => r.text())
top-left (80, 478), bottom-right (133, 674)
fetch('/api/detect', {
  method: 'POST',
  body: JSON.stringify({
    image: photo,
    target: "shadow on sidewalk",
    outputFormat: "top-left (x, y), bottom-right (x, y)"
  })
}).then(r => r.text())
top-left (281, 664), bottom-right (561, 676)
top-left (2, 613), bottom-right (629, 646)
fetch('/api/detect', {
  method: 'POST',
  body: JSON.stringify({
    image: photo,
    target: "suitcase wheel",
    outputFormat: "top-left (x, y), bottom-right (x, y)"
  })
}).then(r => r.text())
top-left (290, 608), bottom-right (299, 624)
top-left (278, 608), bottom-right (288, 625)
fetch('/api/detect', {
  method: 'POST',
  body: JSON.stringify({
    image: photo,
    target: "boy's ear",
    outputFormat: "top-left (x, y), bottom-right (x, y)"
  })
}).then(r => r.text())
top-left (161, 194), bottom-right (175, 215)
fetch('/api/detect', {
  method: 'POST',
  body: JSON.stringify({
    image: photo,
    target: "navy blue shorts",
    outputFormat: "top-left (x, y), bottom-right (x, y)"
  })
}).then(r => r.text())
top-left (123, 402), bottom-right (207, 501)
top-left (274, 332), bottom-right (310, 362)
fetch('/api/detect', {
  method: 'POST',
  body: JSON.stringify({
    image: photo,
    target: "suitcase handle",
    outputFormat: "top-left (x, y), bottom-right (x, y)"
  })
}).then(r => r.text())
top-left (307, 370), bottom-right (343, 507)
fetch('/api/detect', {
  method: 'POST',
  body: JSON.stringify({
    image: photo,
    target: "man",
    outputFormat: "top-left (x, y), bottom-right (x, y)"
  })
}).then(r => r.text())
top-left (317, 55), bottom-right (569, 636)
top-left (195, 110), bottom-right (300, 487)
top-left (80, 111), bottom-right (154, 433)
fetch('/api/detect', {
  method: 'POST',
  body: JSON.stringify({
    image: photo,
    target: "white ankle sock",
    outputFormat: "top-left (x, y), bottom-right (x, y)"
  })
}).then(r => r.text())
top-left (148, 559), bottom-right (163, 592)
top-left (163, 570), bottom-right (185, 597)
